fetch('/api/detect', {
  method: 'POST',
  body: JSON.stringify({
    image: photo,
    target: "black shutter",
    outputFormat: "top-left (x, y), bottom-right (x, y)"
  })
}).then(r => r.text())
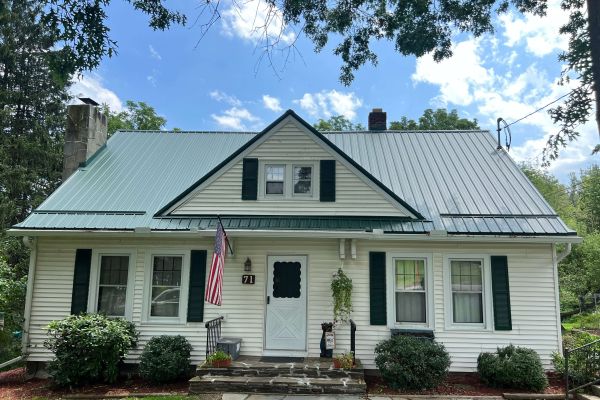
top-left (71, 249), bottom-right (92, 314)
top-left (491, 255), bottom-right (512, 330)
top-left (369, 251), bottom-right (387, 325)
top-left (187, 250), bottom-right (208, 322)
top-left (241, 158), bottom-right (258, 200)
top-left (320, 160), bottom-right (336, 202)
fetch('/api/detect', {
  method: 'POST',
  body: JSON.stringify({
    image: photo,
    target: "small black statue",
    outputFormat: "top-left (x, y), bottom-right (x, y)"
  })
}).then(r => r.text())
top-left (320, 322), bottom-right (333, 358)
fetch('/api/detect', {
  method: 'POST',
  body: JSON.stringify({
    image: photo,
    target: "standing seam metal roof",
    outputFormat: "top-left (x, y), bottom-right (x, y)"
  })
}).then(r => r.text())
top-left (14, 119), bottom-right (575, 235)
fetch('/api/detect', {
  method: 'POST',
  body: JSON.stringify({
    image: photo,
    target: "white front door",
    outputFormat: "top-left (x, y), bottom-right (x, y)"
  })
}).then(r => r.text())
top-left (265, 255), bottom-right (307, 351)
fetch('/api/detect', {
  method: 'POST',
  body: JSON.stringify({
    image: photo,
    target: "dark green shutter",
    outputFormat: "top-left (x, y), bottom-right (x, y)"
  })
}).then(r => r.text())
top-left (241, 158), bottom-right (258, 200)
top-left (369, 251), bottom-right (387, 325)
top-left (491, 255), bottom-right (512, 330)
top-left (71, 249), bottom-right (92, 314)
top-left (187, 250), bottom-right (208, 322)
top-left (320, 160), bottom-right (336, 202)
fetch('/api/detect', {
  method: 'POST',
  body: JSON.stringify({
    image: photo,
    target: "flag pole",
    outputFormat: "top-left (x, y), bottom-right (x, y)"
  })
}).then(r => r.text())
top-left (216, 215), bottom-right (234, 256)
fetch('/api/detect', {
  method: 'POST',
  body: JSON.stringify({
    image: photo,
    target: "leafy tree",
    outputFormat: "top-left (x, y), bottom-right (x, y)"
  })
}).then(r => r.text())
top-left (389, 109), bottom-right (479, 130)
top-left (0, 0), bottom-right (70, 361)
top-left (578, 166), bottom-right (600, 233)
top-left (103, 101), bottom-right (167, 136)
top-left (314, 115), bottom-right (365, 131)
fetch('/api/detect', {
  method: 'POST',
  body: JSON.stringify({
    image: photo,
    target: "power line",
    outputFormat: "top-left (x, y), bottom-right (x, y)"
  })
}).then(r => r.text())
top-left (505, 90), bottom-right (574, 128)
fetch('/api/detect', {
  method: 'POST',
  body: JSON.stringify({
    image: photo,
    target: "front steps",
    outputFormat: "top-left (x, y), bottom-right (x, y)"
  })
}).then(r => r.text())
top-left (575, 385), bottom-right (600, 400)
top-left (189, 356), bottom-right (366, 395)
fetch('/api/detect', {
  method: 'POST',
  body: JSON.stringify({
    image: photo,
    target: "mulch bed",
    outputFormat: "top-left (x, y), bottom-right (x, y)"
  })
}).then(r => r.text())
top-left (366, 372), bottom-right (565, 396)
top-left (0, 368), bottom-right (189, 400)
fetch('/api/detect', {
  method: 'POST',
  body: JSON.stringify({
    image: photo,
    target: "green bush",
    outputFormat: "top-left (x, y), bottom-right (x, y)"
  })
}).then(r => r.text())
top-left (44, 314), bottom-right (138, 387)
top-left (374, 335), bottom-right (451, 390)
top-left (139, 336), bottom-right (193, 383)
top-left (553, 331), bottom-right (600, 386)
top-left (478, 345), bottom-right (548, 391)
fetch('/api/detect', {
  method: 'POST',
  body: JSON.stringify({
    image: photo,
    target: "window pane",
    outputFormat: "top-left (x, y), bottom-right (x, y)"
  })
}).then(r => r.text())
top-left (266, 165), bottom-right (284, 181)
top-left (152, 256), bottom-right (182, 286)
top-left (273, 261), bottom-right (301, 298)
top-left (266, 181), bottom-right (284, 194)
top-left (293, 166), bottom-right (312, 194)
top-left (395, 259), bottom-right (425, 290)
top-left (99, 256), bottom-right (129, 285)
top-left (453, 292), bottom-right (483, 323)
top-left (98, 286), bottom-right (127, 316)
top-left (451, 260), bottom-right (482, 291)
top-left (151, 287), bottom-right (180, 317)
top-left (396, 292), bottom-right (426, 323)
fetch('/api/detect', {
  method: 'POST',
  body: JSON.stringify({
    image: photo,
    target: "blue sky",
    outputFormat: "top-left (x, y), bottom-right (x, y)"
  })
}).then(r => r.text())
top-left (71, 0), bottom-right (598, 181)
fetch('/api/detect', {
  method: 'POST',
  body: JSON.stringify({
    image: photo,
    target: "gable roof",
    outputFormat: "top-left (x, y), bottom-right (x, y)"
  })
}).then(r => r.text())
top-left (13, 110), bottom-right (576, 237)
top-left (156, 110), bottom-right (425, 219)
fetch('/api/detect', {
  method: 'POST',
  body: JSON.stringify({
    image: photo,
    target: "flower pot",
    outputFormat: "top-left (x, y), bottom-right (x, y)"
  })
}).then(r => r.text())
top-left (333, 359), bottom-right (342, 369)
top-left (211, 359), bottom-right (232, 368)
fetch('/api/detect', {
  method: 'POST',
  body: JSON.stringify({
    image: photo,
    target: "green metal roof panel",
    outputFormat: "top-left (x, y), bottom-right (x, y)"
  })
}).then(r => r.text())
top-left (15, 111), bottom-right (576, 236)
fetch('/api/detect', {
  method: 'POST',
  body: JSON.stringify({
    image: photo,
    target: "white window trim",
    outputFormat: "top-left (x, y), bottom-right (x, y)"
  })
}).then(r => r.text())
top-left (443, 254), bottom-right (493, 331)
top-left (87, 249), bottom-right (137, 321)
top-left (258, 161), bottom-right (319, 200)
top-left (143, 249), bottom-right (190, 324)
top-left (386, 252), bottom-right (434, 330)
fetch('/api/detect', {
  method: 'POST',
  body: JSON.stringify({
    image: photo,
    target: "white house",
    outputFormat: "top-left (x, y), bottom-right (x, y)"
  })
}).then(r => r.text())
top-left (11, 104), bottom-right (579, 373)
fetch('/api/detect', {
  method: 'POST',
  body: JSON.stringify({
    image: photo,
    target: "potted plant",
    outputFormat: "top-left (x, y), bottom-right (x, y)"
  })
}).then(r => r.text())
top-left (206, 350), bottom-right (232, 368)
top-left (333, 352), bottom-right (354, 369)
top-left (331, 268), bottom-right (353, 325)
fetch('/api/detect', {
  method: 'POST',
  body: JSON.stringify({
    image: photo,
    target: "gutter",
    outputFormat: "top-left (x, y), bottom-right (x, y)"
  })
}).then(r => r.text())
top-left (21, 236), bottom-right (37, 356)
top-left (8, 228), bottom-right (583, 244)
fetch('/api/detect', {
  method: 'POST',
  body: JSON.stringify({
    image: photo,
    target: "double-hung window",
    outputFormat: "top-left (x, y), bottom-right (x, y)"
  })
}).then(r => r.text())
top-left (261, 162), bottom-right (317, 199)
top-left (150, 255), bottom-right (183, 318)
top-left (88, 250), bottom-right (135, 320)
top-left (450, 260), bottom-right (484, 324)
top-left (388, 254), bottom-right (433, 328)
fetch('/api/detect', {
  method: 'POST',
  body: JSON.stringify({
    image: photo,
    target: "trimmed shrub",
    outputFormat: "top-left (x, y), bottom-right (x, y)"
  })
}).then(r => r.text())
top-left (478, 345), bottom-right (548, 391)
top-left (553, 331), bottom-right (600, 386)
top-left (374, 335), bottom-right (451, 390)
top-left (139, 335), bottom-right (193, 383)
top-left (44, 314), bottom-right (138, 387)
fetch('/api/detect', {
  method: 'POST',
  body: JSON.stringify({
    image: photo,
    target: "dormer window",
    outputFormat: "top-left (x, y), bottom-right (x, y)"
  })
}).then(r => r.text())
top-left (265, 165), bottom-right (285, 195)
top-left (259, 161), bottom-right (318, 199)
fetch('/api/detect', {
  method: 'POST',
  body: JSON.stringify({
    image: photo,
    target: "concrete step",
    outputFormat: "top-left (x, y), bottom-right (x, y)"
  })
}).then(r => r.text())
top-left (576, 393), bottom-right (600, 400)
top-left (591, 386), bottom-right (600, 397)
top-left (197, 366), bottom-right (363, 380)
top-left (189, 374), bottom-right (366, 395)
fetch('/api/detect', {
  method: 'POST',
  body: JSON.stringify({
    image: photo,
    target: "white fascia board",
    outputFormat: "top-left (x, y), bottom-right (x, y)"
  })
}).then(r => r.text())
top-left (8, 228), bottom-right (583, 244)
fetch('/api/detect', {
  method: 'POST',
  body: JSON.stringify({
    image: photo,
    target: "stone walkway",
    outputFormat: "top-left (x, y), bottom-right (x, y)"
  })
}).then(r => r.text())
top-left (221, 394), bottom-right (503, 400)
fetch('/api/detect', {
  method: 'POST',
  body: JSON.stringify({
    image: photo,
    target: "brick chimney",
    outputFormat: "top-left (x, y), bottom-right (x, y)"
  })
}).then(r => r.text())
top-left (63, 99), bottom-right (108, 180)
top-left (368, 108), bottom-right (386, 131)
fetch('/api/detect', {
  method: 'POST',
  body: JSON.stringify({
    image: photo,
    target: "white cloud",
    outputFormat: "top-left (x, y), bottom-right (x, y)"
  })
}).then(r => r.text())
top-left (221, 0), bottom-right (296, 45)
top-left (498, 0), bottom-right (568, 57)
top-left (149, 45), bottom-right (162, 61)
top-left (262, 94), bottom-right (283, 112)
top-left (211, 107), bottom-right (261, 130)
top-left (209, 90), bottom-right (242, 107)
top-left (293, 90), bottom-right (363, 120)
top-left (70, 74), bottom-right (123, 112)
top-left (147, 75), bottom-right (157, 87)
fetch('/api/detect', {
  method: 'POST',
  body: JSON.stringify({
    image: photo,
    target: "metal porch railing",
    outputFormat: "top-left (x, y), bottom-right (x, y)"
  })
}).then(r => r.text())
top-left (350, 319), bottom-right (356, 365)
top-left (565, 337), bottom-right (600, 399)
top-left (205, 316), bottom-right (224, 356)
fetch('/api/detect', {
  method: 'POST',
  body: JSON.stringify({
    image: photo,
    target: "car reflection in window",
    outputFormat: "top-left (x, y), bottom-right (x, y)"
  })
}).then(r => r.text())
top-left (151, 287), bottom-right (180, 317)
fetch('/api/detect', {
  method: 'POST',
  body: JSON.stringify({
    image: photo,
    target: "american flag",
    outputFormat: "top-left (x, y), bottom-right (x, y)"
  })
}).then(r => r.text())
top-left (205, 221), bottom-right (227, 306)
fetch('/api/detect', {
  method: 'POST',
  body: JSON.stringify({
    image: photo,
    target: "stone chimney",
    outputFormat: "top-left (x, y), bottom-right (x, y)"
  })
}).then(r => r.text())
top-left (368, 108), bottom-right (387, 131)
top-left (63, 99), bottom-right (108, 180)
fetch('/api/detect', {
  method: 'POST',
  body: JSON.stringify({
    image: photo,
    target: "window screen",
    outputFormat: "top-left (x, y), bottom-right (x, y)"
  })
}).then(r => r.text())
top-left (272, 261), bottom-right (301, 298)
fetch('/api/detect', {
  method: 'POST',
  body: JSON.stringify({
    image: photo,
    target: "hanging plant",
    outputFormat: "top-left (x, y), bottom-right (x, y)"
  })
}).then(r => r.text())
top-left (331, 268), bottom-right (353, 324)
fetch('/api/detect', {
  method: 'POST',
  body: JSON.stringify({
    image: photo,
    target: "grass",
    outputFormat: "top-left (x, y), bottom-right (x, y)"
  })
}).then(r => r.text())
top-left (563, 306), bottom-right (600, 332)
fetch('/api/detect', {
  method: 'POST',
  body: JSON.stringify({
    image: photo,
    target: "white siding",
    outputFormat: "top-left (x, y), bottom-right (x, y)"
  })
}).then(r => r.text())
top-left (172, 121), bottom-right (407, 216)
top-left (27, 236), bottom-right (560, 372)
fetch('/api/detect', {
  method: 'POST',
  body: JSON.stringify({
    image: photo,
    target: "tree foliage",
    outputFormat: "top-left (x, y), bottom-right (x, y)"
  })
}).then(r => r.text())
top-left (103, 101), bottom-right (167, 136)
top-left (389, 109), bottom-right (479, 130)
top-left (313, 115), bottom-right (365, 131)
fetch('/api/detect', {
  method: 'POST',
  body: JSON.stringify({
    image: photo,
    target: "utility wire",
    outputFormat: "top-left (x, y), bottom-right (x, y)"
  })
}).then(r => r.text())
top-left (505, 90), bottom-right (574, 128)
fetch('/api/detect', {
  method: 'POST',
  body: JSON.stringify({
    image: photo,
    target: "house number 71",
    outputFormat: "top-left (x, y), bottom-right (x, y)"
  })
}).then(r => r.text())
top-left (242, 275), bottom-right (256, 284)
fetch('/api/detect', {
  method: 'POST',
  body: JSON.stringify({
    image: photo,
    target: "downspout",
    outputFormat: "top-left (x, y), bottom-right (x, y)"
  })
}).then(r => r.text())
top-left (22, 236), bottom-right (37, 356)
top-left (557, 243), bottom-right (572, 263)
